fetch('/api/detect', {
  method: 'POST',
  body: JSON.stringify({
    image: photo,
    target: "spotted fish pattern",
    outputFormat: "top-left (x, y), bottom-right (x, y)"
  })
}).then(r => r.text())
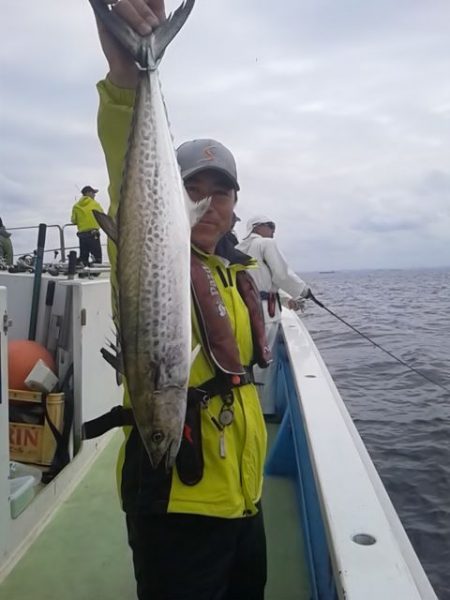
top-left (90, 0), bottom-right (197, 469)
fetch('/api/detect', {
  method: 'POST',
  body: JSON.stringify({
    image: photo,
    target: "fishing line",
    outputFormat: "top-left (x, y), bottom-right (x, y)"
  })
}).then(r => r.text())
top-left (307, 290), bottom-right (450, 395)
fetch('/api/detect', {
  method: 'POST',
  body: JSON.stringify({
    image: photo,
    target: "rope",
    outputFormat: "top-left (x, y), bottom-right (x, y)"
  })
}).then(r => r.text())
top-left (307, 291), bottom-right (450, 396)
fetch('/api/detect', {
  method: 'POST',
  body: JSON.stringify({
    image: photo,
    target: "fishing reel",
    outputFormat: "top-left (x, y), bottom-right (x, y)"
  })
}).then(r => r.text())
top-left (8, 254), bottom-right (36, 274)
top-left (47, 263), bottom-right (67, 277)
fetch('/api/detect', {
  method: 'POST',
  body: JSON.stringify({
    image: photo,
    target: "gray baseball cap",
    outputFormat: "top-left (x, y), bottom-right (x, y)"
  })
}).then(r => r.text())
top-left (176, 139), bottom-right (240, 191)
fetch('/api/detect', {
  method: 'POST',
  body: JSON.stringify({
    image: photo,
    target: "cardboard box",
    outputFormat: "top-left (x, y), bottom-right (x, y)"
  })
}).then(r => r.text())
top-left (9, 389), bottom-right (65, 466)
top-left (24, 359), bottom-right (59, 394)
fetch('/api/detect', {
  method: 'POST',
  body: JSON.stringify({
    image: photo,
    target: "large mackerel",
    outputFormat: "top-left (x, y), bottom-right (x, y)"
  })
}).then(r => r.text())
top-left (89, 0), bottom-right (205, 469)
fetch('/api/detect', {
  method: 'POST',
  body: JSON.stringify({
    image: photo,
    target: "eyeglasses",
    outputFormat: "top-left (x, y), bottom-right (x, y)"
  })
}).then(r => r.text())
top-left (261, 222), bottom-right (275, 230)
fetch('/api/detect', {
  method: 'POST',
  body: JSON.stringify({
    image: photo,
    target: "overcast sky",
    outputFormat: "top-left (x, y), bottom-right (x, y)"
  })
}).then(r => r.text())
top-left (1, 0), bottom-right (450, 271)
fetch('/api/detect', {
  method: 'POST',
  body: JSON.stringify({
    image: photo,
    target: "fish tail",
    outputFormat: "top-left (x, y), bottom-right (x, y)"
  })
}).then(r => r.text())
top-left (88, 0), bottom-right (142, 60)
top-left (151, 0), bottom-right (195, 63)
top-left (88, 0), bottom-right (195, 68)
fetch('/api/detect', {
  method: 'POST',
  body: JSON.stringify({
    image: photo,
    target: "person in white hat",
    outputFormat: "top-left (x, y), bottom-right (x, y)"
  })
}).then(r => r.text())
top-left (237, 215), bottom-right (310, 414)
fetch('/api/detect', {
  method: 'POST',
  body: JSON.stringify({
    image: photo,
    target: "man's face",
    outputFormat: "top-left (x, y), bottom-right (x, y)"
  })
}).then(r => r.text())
top-left (254, 222), bottom-right (275, 239)
top-left (185, 170), bottom-right (236, 253)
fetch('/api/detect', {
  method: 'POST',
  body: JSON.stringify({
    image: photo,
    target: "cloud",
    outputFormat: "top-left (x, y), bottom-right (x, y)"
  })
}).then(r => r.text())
top-left (355, 216), bottom-right (423, 233)
top-left (1, 0), bottom-right (450, 269)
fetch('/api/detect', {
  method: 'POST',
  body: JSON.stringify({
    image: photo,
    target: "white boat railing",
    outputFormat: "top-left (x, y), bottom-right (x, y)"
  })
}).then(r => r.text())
top-left (266, 309), bottom-right (438, 600)
top-left (6, 224), bottom-right (109, 265)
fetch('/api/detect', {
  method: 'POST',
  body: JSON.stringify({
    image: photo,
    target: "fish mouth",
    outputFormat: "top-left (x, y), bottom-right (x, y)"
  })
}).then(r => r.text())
top-left (164, 440), bottom-right (178, 472)
top-left (146, 439), bottom-right (177, 471)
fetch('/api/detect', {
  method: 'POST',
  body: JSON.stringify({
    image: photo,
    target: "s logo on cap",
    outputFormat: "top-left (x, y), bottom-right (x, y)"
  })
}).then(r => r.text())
top-left (202, 146), bottom-right (216, 161)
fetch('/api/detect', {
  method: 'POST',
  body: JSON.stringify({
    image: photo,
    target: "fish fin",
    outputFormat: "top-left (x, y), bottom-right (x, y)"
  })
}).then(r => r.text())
top-left (151, 362), bottom-right (161, 390)
top-left (187, 195), bottom-right (211, 227)
top-left (190, 344), bottom-right (201, 367)
top-left (93, 211), bottom-right (118, 244)
top-left (88, 0), bottom-right (195, 68)
top-left (88, 0), bottom-right (144, 63)
top-left (151, 0), bottom-right (196, 62)
top-left (101, 347), bottom-right (124, 374)
top-left (107, 327), bottom-right (122, 355)
top-left (106, 338), bottom-right (119, 354)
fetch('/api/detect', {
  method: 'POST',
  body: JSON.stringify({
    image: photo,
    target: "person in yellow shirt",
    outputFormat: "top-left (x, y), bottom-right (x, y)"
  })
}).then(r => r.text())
top-left (71, 185), bottom-right (104, 265)
top-left (88, 1), bottom-right (271, 598)
top-left (0, 218), bottom-right (14, 266)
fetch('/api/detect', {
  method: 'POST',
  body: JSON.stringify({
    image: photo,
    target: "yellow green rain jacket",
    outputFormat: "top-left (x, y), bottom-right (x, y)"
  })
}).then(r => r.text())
top-left (71, 196), bottom-right (104, 232)
top-left (97, 78), bottom-right (267, 518)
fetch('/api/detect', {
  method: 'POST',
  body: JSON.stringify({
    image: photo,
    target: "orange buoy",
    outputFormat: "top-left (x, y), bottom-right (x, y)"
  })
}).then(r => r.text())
top-left (8, 340), bottom-right (56, 391)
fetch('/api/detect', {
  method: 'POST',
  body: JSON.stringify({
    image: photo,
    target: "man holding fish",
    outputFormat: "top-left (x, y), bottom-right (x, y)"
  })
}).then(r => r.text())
top-left (89, 0), bottom-right (271, 598)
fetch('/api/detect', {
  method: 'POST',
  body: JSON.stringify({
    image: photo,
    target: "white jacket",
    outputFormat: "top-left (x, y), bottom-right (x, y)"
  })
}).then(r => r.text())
top-left (236, 233), bottom-right (309, 299)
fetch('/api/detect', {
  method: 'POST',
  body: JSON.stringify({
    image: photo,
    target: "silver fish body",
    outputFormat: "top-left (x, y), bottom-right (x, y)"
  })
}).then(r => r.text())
top-left (120, 68), bottom-right (191, 469)
top-left (90, 0), bottom-right (198, 469)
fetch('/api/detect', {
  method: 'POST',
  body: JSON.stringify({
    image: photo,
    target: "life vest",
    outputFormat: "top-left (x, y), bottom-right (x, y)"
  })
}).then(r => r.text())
top-left (175, 250), bottom-right (271, 486)
top-left (96, 78), bottom-right (267, 516)
top-left (190, 250), bottom-right (271, 376)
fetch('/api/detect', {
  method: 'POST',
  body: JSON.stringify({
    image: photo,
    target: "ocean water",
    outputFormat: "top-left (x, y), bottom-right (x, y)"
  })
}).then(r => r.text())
top-left (301, 267), bottom-right (450, 599)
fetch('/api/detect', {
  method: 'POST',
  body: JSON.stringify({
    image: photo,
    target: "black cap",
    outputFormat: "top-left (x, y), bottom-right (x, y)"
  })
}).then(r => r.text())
top-left (81, 185), bottom-right (98, 195)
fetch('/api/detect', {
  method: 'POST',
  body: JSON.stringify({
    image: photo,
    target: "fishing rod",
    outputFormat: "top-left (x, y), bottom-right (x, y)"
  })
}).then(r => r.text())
top-left (307, 290), bottom-right (450, 395)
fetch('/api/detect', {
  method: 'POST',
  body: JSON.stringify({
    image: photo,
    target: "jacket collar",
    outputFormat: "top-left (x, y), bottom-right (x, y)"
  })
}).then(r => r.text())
top-left (192, 243), bottom-right (254, 268)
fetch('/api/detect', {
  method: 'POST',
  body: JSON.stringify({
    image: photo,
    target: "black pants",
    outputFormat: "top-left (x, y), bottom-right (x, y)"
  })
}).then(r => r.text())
top-left (126, 509), bottom-right (267, 600)
top-left (77, 230), bottom-right (102, 265)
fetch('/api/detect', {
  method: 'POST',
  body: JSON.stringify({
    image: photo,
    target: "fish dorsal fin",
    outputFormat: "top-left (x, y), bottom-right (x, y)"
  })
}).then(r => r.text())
top-left (93, 210), bottom-right (118, 244)
top-left (151, 0), bottom-right (196, 63)
top-left (101, 346), bottom-right (124, 374)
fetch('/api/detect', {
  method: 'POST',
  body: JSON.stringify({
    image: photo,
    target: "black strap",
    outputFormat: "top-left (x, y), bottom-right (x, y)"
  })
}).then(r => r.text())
top-left (41, 364), bottom-right (74, 484)
top-left (81, 366), bottom-right (255, 440)
top-left (259, 290), bottom-right (279, 301)
top-left (189, 367), bottom-right (254, 404)
top-left (82, 405), bottom-right (135, 439)
top-left (259, 290), bottom-right (281, 310)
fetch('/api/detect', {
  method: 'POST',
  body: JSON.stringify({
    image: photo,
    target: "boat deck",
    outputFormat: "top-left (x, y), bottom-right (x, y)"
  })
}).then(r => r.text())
top-left (0, 425), bottom-right (310, 600)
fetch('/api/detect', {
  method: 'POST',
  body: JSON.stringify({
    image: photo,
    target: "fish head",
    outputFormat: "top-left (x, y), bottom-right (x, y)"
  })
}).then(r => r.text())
top-left (136, 386), bottom-right (187, 471)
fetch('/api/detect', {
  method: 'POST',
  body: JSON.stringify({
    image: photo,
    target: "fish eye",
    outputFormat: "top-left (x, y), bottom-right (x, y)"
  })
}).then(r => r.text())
top-left (152, 431), bottom-right (165, 445)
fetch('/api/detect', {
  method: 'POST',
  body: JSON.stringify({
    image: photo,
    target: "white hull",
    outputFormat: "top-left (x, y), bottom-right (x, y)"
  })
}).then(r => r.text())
top-left (0, 274), bottom-right (123, 580)
top-left (0, 274), bottom-right (437, 598)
